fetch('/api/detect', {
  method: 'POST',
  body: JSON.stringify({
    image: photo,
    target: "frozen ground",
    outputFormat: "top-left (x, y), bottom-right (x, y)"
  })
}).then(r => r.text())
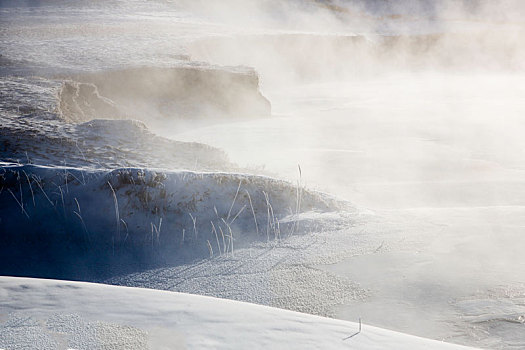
top-left (0, 162), bottom-right (349, 279)
top-left (2, 1), bottom-right (525, 349)
top-left (0, 276), bottom-right (476, 350)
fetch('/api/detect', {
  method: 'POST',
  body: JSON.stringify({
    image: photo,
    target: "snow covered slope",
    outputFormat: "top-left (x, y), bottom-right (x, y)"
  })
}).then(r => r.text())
top-left (2, 0), bottom-right (525, 348)
top-left (0, 276), bottom-right (476, 350)
top-left (0, 163), bottom-right (346, 280)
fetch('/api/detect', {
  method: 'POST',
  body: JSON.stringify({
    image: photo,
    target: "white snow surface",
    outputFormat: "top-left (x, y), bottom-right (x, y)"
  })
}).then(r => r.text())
top-left (2, 1), bottom-right (525, 349)
top-left (0, 276), bottom-right (476, 350)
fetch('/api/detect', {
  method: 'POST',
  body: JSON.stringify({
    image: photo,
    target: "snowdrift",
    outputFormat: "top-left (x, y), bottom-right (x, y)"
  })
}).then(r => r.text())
top-left (0, 163), bottom-right (346, 280)
top-left (0, 276), bottom-right (477, 350)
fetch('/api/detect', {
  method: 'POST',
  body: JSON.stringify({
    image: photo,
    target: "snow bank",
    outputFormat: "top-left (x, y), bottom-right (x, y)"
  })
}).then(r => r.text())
top-left (0, 276), bottom-right (477, 350)
top-left (0, 163), bottom-right (346, 279)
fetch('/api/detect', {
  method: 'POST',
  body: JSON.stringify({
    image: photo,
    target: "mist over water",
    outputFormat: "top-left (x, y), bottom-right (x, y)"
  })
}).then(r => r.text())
top-left (165, 1), bottom-right (525, 347)
top-left (2, 0), bottom-right (525, 348)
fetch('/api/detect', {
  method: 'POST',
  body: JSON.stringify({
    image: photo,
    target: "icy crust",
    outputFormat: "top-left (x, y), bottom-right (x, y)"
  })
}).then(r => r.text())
top-left (0, 77), bottom-right (232, 171)
top-left (453, 285), bottom-right (525, 349)
top-left (0, 164), bottom-right (347, 279)
top-left (1, 313), bottom-right (149, 350)
top-left (0, 276), bottom-right (476, 350)
top-left (0, 76), bottom-right (61, 121)
top-left (0, 2), bottom-right (204, 72)
top-left (0, 113), bottom-right (231, 171)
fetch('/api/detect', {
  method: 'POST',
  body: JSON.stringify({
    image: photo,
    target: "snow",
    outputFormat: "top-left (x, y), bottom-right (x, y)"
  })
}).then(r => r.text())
top-left (0, 162), bottom-right (349, 281)
top-left (0, 276), bottom-right (476, 350)
top-left (2, 0), bottom-right (525, 349)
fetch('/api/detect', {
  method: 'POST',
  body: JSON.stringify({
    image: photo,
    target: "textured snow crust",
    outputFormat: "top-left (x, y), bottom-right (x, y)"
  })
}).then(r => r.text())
top-left (0, 276), bottom-right (476, 350)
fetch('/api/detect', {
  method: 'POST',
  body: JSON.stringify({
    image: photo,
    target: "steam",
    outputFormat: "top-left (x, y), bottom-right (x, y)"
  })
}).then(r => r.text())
top-left (186, 3), bottom-right (525, 88)
top-left (3, 0), bottom-right (525, 346)
top-left (167, 2), bottom-right (525, 346)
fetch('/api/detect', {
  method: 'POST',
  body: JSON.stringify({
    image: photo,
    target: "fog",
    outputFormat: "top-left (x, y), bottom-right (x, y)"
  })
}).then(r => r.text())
top-left (166, 1), bottom-right (525, 347)
top-left (2, 0), bottom-right (525, 347)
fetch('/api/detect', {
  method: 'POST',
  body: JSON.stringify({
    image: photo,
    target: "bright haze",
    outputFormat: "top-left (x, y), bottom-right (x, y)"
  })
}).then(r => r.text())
top-left (1, 0), bottom-right (525, 349)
